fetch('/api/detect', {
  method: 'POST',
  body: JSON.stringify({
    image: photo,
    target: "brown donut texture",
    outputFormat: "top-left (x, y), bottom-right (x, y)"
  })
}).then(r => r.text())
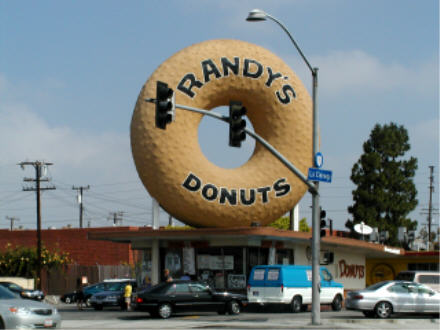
top-left (131, 39), bottom-right (313, 228)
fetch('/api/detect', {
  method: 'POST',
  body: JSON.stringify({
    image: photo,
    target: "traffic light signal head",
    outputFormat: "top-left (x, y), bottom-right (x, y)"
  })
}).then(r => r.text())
top-left (229, 101), bottom-right (247, 147)
top-left (320, 209), bottom-right (327, 238)
top-left (155, 81), bottom-right (175, 129)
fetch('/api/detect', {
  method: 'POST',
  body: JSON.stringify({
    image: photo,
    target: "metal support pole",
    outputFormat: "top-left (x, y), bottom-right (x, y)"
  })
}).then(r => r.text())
top-left (246, 10), bottom-right (321, 324)
top-left (310, 69), bottom-right (321, 325)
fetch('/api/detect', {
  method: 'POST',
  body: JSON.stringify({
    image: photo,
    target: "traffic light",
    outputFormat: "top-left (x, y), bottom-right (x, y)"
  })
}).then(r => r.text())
top-left (229, 101), bottom-right (247, 147)
top-left (320, 209), bottom-right (327, 238)
top-left (155, 81), bottom-right (175, 129)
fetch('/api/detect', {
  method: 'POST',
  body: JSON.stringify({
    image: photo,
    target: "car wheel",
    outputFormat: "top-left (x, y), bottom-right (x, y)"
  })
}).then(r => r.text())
top-left (85, 296), bottom-right (91, 307)
top-left (291, 296), bottom-right (302, 313)
top-left (65, 297), bottom-right (71, 304)
top-left (0, 317), bottom-right (5, 330)
top-left (331, 295), bottom-right (343, 311)
top-left (157, 303), bottom-right (172, 319)
top-left (362, 311), bottom-right (375, 318)
top-left (375, 301), bottom-right (392, 319)
top-left (228, 300), bottom-right (240, 315)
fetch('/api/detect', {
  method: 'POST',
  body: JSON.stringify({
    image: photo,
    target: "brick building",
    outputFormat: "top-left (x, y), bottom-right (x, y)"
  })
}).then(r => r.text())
top-left (0, 227), bottom-right (139, 266)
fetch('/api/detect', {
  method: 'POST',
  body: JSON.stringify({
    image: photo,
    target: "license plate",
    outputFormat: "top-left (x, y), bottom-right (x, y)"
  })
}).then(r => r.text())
top-left (252, 291), bottom-right (259, 296)
top-left (44, 319), bottom-right (53, 328)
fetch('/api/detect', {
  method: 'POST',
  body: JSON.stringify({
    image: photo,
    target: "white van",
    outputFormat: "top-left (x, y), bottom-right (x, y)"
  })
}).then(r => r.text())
top-left (247, 265), bottom-right (344, 312)
top-left (395, 271), bottom-right (440, 292)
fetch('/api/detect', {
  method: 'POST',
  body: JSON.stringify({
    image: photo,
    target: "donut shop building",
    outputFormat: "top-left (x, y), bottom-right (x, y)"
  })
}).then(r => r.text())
top-left (88, 226), bottom-right (403, 292)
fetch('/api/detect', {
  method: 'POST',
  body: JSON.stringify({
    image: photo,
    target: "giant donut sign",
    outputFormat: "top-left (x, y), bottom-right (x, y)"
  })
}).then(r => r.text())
top-left (131, 39), bottom-right (313, 228)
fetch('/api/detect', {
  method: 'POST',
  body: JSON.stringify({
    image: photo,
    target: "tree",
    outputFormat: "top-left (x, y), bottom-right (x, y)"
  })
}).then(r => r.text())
top-left (346, 122), bottom-right (418, 245)
top-left (269, 216), bottom-right (309, 231)
top-left (0, 243), bottom-right (71, 278)
top-left (299, 218), bottom-right (310, 232)
top-left (269, 217), bottom-right (290, 230)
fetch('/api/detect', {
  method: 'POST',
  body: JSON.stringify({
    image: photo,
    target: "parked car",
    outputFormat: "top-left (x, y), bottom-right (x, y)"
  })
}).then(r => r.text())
top-left (134, 280), bottom-right (248, 319)
top-left (82, 279), bottom-right (136, 307)
top-left (90, 280), bottom-right (137, 310)
top-left (247, 265), bottom-right (344, 312)
top-left (0, 285), bottom-right (61, 328)
top-left (395, 271), bottom-right (440, 292)
top-left (60, 291), bottom-right (77, 304)
top-left (345, 280), bottom-right (440, 318)
top-left (0, 282), bottom-right (45, 301)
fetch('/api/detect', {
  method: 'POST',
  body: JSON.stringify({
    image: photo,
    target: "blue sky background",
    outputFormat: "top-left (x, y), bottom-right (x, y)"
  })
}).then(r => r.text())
top-left (0, 0), bottom-right (438, 233)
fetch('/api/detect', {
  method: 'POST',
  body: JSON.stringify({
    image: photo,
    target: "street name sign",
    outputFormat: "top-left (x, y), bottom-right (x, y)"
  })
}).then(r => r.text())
top-left (307, 168), bottom-right (332, 183)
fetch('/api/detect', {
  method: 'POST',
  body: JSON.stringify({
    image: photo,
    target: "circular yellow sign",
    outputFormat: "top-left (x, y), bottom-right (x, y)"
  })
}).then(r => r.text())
top-left (131, 39), bottom-right (313, 227)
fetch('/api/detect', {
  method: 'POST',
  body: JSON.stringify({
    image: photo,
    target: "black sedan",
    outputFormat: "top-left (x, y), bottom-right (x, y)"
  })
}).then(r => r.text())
top-left (134, 280), bottom-right (248, 319)
top-left (0, 281), bottom-right (45, 301)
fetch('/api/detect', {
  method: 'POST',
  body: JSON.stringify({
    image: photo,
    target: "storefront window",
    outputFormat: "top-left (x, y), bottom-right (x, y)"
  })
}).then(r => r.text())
top-left (195, 247), bottom-right (245, 291)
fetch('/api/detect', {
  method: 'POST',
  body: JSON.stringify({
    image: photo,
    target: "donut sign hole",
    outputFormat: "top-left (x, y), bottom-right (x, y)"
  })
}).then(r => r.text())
top-left (197, 105), bottom-right (255, 169)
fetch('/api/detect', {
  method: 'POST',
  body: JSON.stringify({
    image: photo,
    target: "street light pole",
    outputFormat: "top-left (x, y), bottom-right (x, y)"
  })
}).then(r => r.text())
top-left (246, 9), bottom-right (322, 325)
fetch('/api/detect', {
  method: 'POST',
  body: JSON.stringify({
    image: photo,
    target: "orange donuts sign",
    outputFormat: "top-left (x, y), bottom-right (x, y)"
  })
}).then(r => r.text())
top-left (130, 39), bottom-right (313, 228)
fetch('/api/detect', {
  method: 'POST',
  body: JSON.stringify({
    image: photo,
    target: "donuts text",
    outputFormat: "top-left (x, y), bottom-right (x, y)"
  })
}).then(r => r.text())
top-left (182, 172), bottom-right (291, 206)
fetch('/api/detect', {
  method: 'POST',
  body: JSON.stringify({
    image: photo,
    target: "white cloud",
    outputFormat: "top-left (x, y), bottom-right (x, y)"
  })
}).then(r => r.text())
top-left (285, 50), bottom-right (438, 97)
top-left (0, 74), bottom-right (133, 186)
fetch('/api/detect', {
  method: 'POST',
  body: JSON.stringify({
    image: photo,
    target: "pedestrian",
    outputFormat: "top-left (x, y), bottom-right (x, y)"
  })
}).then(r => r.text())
top-left (124, 282), bottom-right (133, 311)
top-left (163, 269), bottom-right (173, 282)
top-left (76, 279), bottom-right (85, 310)
top-left (144, 275), bottom-right (152, 288)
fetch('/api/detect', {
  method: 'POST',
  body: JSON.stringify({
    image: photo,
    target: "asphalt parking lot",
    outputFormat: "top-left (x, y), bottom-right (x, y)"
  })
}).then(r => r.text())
top-left (57, 303), bottom-right (439, 329)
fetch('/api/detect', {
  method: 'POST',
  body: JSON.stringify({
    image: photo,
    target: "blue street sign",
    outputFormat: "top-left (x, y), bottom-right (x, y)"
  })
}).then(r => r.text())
top-left (308, 168), bottom-right (332, 183)
top-left (314, 152), bottom-right (324, 168)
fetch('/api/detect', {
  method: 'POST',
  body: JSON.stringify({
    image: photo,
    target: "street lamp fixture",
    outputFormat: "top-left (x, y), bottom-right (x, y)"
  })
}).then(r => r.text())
top-left (246, 9), bottom-right (322, 325)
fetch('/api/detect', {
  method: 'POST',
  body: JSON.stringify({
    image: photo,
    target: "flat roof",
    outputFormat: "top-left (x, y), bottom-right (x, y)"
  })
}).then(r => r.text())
top-left (88, 226), bottom-right (406, 258)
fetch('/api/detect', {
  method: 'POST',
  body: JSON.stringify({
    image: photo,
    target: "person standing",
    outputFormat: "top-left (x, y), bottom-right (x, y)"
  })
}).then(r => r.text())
top-left (124, 282), bottom-right (133, 311)
top-left (76, 279), bottom-right (85, 310)
top-left (163, 269), bottom-right (173, 282)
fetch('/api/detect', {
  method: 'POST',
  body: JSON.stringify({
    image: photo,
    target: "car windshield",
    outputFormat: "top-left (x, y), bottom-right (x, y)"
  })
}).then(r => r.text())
top-left (365, 281), bottom-right (389, 291)
top-left (148, 283), bottom-right (169, 294)
top-left (8, 283), bottom-right (23, 290)
top-left (0, 285), bottom-right (18, 299)
top-left (105, 283), bottom-right (125, 291)
top-left (395, 272), bottom-right (414, 281)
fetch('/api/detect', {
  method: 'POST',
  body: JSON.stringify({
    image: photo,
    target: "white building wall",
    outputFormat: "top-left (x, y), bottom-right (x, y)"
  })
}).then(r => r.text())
top-left (292, 244), bottom-right (366, 291)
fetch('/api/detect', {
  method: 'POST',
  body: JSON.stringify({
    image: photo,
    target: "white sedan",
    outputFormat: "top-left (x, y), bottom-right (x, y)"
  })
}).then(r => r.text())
top-left (0, 285), bottom-right (61, 328)
top-left (346, 280), bottom-right (439, 318)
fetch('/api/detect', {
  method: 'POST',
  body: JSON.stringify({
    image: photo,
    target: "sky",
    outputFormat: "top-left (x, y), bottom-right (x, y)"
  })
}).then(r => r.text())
top-left (0, 0), bottom-right (438, 234)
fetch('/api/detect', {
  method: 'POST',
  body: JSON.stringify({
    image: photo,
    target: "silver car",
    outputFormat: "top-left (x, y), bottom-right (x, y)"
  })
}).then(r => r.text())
top-left (346, 280), bottom-right (440, 318)
top-left (0, 285), bottom-right (61, 328)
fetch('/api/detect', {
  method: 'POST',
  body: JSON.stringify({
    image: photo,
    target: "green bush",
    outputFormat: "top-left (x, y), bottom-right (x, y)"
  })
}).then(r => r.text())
top-left (0, 243), bottom-right (71, 278)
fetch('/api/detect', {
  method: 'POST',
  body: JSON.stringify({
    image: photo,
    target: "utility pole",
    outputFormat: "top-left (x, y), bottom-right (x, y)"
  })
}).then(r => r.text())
top-left (18, 161), bottom-right (55, 290)
top-left (108, 211), bottom-right (124, 226)
top-left (6, 216), bottom-right (19, 231)
top-left (427, 166), bottom-right (434, 250)
top-left (72, 185), bottom-right (90, 228)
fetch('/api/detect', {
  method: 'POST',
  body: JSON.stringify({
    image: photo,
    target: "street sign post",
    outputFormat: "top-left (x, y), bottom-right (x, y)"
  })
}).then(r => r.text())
top-left (308, 168), bottom-right (332, 183)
